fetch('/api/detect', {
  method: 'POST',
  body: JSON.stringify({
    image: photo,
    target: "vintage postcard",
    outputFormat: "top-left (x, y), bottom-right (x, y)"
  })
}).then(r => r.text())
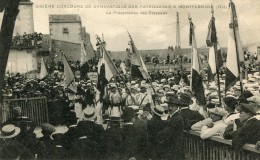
top-left (0, 0), bottom-right (260, 159)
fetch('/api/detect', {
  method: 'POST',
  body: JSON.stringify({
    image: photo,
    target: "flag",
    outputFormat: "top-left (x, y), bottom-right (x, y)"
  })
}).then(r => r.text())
top-left (96, 37), bottom-right (118, 95)
top-left (225, 1), bottom-right (243, 92)
top-left (190, 18), bottom-right (206, 105)
top-left (80, 40), bottom-right (90, 78)
top-left (80, 40), bottom-right (88, 66)
top-left (62, 53), bottom-right (77, 93)
top-left (39, 57), bottom-right (48, 79)
top-left (206, 16), bottom-right (223, 82)
top-left (128, 33), bottom-right (150, 79)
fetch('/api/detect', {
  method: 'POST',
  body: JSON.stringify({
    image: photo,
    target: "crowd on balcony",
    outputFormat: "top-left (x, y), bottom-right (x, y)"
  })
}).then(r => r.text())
top-left (12, 32), bottom-right (43, 47)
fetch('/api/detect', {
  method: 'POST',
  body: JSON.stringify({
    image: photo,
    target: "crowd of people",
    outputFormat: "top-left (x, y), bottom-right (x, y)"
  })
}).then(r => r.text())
top-left (1, 67), bottom-right (260, 159)
top-left (12, 32), bottom-right (43, 47)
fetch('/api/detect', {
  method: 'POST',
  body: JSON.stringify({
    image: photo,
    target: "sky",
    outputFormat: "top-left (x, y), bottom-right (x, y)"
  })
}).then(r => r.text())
top-left (2, 0), bottom-right (260, 51)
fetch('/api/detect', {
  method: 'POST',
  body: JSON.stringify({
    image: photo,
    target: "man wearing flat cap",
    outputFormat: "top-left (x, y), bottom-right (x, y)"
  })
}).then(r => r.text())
top-left (232, 103), bottom-right (260, 151)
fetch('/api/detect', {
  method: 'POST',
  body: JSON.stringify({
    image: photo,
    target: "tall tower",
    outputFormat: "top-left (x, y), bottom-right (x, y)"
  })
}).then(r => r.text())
top-left (13, 0), bottom-right (34, 35)
top-left (175, 12), bottom-right (181, 50)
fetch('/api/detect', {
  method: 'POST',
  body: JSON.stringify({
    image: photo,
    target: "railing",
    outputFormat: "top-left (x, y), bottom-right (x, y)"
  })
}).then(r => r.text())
top-left (1, 97), bottom-right (49, 126)
top-left (184, 130), bottom-right (260, 160)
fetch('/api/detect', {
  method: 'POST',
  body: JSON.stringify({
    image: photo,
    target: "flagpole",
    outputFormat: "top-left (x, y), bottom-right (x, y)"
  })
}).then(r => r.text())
top-left (189, 14), bottom-right (193, 91)
top-left (211, 7), bottom-right (222, 106)
top-left (230, 0), bottom-right (244, 99)
top-left (127, 32), bottom-right (158, 104)
top-left (96, 35), bottom-right (136, 102)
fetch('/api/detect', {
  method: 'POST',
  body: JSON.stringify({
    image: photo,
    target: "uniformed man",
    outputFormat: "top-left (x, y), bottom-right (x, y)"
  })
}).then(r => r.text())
top-left (137, 84), bottom-right (153, 110)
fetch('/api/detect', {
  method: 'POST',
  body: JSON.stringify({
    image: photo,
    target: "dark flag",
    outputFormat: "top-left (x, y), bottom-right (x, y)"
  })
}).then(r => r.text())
top-left (62, 52), bottom-right (77, 93)
top-left (96, 36), bottom-right (118, 96)
top-left (128, 33), bottom-right (150, 80)
top-left (206, 16), bottom-right (223, 82)
top-left (189, 16), bottom-right (206, 105)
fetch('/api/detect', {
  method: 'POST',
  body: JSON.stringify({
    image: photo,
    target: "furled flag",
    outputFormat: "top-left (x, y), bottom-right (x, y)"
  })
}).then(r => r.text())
top-left (96, 36), bottom-right (118, 96)
top-left (40, 57), bottom-right (48, 79)
top-left (62, 52), bottom-right (77, 93)
top-left (189, 16), bottom-right (206, 105)
top-left (128, 32), bottom-right (150, 80)
top-left (80, 40), bottom-right (90, 78)
top-left (225, 1), bottom-right (243, 92)
top-left (206, 16), bottom-right (223, 82)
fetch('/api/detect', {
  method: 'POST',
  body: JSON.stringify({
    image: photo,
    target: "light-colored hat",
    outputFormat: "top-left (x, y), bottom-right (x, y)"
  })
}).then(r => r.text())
top-left (163, 85), bottom-right (170, 89)
top-left (248, 78), bottom-right (256, 82)
top-left (128, 105), bottom-right (139, 111)
top-left (81, 107), bottom-right (97, 121)
top-left (151, 105), bottom-right (164, 117)
top-left (110, 83), bottom-right (117, 88)
top-left (161, 79), bottom-right (166, 83)
top-left (160, 103), bottom-right (168, 110)
top-left (208, 107), bottom-right (227, 117)
top-left (247, 96), bottom-right (260, 105)
top-left (130, 81), bottom-right (136, 85)
top-left (0, 124), bottom-right (21, 139)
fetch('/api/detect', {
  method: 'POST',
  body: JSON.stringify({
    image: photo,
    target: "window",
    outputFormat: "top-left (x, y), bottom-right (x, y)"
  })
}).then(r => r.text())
top-left (63, 27), bottom-right (69, 33)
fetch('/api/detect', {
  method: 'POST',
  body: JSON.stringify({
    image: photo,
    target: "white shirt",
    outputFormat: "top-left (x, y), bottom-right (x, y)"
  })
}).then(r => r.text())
top-left (191, 118), bottom-right (213, 131)
top-left (137, 92), bottom-right (153, 107)
top-left (200, 112), bottom-right (239, 139)
top-left (254, 111), bottom-right (260, 120)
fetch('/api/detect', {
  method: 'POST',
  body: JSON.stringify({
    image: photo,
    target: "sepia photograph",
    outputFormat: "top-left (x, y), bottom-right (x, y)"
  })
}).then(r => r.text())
top-left (0, 0), bottom-right (260, 159)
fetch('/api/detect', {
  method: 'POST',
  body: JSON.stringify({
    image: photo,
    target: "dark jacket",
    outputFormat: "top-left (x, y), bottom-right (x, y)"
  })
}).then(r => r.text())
top-left (180, 107), bottom-right (204, 130)
top-left (71, 136), bottom-right (99, 160)
top-left (158, 112), bottom-right (185, 160)
top-left (77, 121), bottom-right (105, 159)
top-left (120, 123), bottom-right (148, 160)
top-left (223, 119), bottom-right (243, 140)
top-left (232, 118), bottom-right (260, 151)
top-left (147, 115), bottom-right (167, 159)
top-left (104, 124), bottom-right (122, 160)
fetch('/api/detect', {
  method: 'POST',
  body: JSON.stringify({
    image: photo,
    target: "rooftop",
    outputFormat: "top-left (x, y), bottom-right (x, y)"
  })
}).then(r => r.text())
top-left (49, 14), bottom-right (81, 23)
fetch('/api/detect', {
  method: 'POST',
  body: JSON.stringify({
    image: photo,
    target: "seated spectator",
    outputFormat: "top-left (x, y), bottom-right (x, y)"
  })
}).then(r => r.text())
top-left (247, 96), bottom-right (260, 120)
top-left (191, 103), bottom-right (221, 131)
top-left (200, 107), bottom-right (227, 139)
top-left (176, 93), bottom-right (205, 130)
top-left (232, 103), bottom-right (260, 151)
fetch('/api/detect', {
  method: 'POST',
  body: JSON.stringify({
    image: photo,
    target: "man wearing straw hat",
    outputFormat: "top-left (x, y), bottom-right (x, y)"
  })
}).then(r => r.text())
top-left (120, 107), bottom-right (148, 160)
top-left (0, 124), bottom-right (34, 159)
top-left (147, 105), bottom-right (167, 159)
top-left (77, 107), bottom-right (105, 159)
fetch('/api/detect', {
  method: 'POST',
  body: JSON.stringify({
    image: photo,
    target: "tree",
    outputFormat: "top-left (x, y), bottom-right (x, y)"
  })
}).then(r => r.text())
top-left (0, 0), bottom-right (20, 122)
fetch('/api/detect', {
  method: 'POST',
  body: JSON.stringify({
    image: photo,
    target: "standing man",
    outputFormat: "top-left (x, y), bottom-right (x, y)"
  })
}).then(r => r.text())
top-left (137, 84), bottom-right (153, 110)
top-left (158, 97), bottom-right (185, 160)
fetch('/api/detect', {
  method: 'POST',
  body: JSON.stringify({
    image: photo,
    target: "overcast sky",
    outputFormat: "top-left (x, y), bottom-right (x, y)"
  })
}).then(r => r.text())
top-left (2, 0), bottom-right (260, 51)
